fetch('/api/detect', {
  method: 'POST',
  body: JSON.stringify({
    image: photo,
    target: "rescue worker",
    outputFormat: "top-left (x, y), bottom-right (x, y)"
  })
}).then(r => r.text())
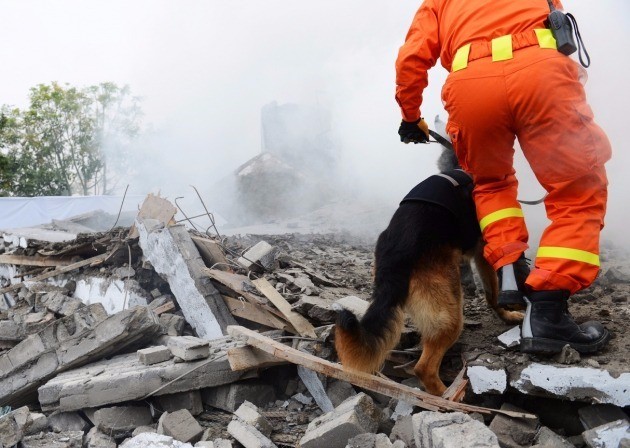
top-left (395, 0), bottom-right (612, 354)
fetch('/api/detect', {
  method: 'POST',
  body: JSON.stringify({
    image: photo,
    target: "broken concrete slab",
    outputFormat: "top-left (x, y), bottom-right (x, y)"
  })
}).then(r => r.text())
top-left (510, 363), bottom-right (630, 406)
top-left (582, 419), bottom-right (630, 448)
top-left (467, 365), bottom-right (507, 395)
top-left (497, 326), bottom-right (521, 348)
top-left (166, 335), bottom-right (210, 361)
top-left (326, 379), bottom-right (357, 408)
top-left (299, 393), bottom-right (382, 448)
top-left (227, 418), bottom-right (278, 448)
top-left (47, 411), bottom-right (90, 433)
top-left (158, 409), bottom-right (204, 444)
top-left (237, 241), bottom-right (279, 273)
top-left (390, 415), bottom-right (415, 448)
top-left (412, 411), bottom-right (500, 448)
top-left (332, 296), bottom-right (369, 319)
top-left (234, 401), bottom-right (273, 437)
top-left (0, 304), bottom-right (161, 407)
top-left (93, 405), bottom-right (153, 438)
top-left (38, 337), bottom-right (247, 412)
top-left (136, 218), bottom-right (236, 339)
top-left (85, 427), bottom-right (117, 448)
top-left (120, 432), bottom-right (195, 448)
top-left (155, 390), bottom-right (204, 416)
top-left (0, 405), bottom-right (31, 447)
top-left (533, 427), bottom-right (574, 448)
top-left (346, 433), bottom-right (396, 448)
top-left (20, 430), bottom-right (84, 447)
top-left (138, 345), bottom-right (171, 365)
top-left (202, 380), bottom-right (276, 412)
top-left (489, 403), bottom-right (539, 448)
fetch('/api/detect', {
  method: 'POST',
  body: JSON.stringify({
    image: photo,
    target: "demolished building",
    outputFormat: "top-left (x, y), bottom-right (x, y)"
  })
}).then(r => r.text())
top-left (0, 192), bottom-right (629, 448)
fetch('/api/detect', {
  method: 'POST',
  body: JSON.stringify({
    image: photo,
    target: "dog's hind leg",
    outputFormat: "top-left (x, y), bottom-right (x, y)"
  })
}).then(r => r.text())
top-left (405, 250), bottom-right (464, 396)
top-left (473, 246), bottom-right (524, 324)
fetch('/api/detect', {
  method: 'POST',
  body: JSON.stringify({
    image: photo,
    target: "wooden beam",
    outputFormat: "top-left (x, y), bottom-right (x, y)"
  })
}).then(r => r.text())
top-left (222, 295), bottom-right (290, 331)
top-left (0, 254), bottom-right (74, 268)
top-left (0, 252), bottom-right (109, 295)
top-left (128, 193), bottom-right (177, 239)
top-left (192, 236), bottom-right (231, 271)
top-left (251, 278), bottom-right (317, 339)
top-left (152, 301), bottom-right (176, 316)
top-left (227, 345), bottom-right (288, 371)
top-left (227, 325), bottom-right (537, 419)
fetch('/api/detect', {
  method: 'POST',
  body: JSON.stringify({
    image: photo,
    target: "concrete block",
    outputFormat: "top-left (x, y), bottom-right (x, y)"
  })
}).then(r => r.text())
top-left (160, 313), bottom-right (186, 336)
top-left (85, 427), bottom-right (117, 448)
top-left (94, 405), bottom-right (153, 438)
top-left (137, 219), bottom-right (237, 340)
top-left (39, 291), bottom-right (84, 316)
top-left (236, 241), bottom-right (279, 272)
top-left (582, 419), bottom-right (630, 448)
top-left (332, 296), bottom-right (369, 319)
top-left (27, 412), bottom-right (48, 435)
top-left (234, 401), bottom-right (273, 437)
top-left (390, 414), bottom-right (415, 448)
top-left (47, 411), bottom-right (90, 433)
top-left (326, 380), bottom-right (357, 408)
top-left (132, 425), bottom-right (158, 437)
top-left (138, 345), bottom-right (171, 365)
top-left (467, 366), bottom-right (507, 394)
top-left (346, 433), bottom-right (393, 448)
top-left (489, 403), bottom-right (539, 448)
top-left (39, 336), bottom-right (245, 412)
top-left (155, 390), bottom-right (204, 416)
top-left (497, 326), bottom-right (521, 348)
top-left (533, 427), bottom-right (574, 448)
top-left (21, 430), bottom-right (84, 447)
top-left (158, 409), bottom-right (204, 444)
top-left (120, 432), bottom-right (195, 447)
top-left (197, 440), bottom-right (232, 448)
top-left (299, 393), bottom-right (382, 448)
top-left (413, 411), bottom-right (499, 448)
top-left (0, 405), bottom-right (31, 447)
top-left (227, 418), bottom-right (278, 448)
top-left (167, 336), bottom-right (210, 361)
top-left (511, 363), bottom-right (630, 407)
top-left (202, 381), bottom-right (276, 412)
top-left (0, 304), bottom-right (161, 408)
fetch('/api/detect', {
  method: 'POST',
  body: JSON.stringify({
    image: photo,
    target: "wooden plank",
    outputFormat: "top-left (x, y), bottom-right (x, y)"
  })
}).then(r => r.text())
top-left (128, 193), bottom-right (177, 239)
top-left (223, 295), bottom-right (289, 331)
top-left (251, 278), bottom-right (317, 339)
top-left (442, 365), bottom-right (468, 402)
top-left (0, 254), bottom-right (74, 268)
top-left (0, 252), bottom-right (109, 295)
top-left (227, 325), bottom-right (538, 419)
top-left (227, 345), bottom-right (288, 371)
top-left (192, 236), bottom-right (231, 271)
top-left (204, 269), bottom-right (298, 333)
top-left (152, 301), bottom-right (176, 316)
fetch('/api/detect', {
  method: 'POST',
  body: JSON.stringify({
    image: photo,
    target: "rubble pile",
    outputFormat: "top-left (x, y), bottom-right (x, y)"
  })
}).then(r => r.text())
top-left (0, 195), bottom-right (629, 448)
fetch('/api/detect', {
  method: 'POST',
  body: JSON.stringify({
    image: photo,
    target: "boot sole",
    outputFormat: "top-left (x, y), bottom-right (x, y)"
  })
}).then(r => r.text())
top-left (497, 290), bottom-right (526, 309)
top-left (520, 329), bottom-right (611, 355)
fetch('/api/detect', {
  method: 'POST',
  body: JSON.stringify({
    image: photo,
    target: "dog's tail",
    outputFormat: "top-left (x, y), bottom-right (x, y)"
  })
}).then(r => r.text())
top-left (335, 304), bottom-right (405, 374)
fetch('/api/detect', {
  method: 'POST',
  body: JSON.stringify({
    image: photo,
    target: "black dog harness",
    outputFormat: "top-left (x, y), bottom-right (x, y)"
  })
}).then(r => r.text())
top-left (400, 169), bottom-right (480, 249)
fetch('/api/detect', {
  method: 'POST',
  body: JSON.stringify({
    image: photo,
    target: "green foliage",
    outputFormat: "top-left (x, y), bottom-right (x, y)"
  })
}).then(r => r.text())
top-left (0, 82), bottom-right (142, 197)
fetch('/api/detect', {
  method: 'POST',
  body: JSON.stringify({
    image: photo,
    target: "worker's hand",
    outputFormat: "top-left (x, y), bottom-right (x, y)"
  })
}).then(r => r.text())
top-left (398, 118), bottom-right (430, 144)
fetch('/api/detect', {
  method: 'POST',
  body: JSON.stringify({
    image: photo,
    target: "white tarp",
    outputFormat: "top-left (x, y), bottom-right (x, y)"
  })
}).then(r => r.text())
top-left (0, 195), bottom-right (145, 230)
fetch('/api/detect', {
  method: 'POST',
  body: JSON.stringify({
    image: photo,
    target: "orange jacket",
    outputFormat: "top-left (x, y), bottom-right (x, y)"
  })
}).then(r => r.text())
top-left (395, 0), bottom-right (563, 122)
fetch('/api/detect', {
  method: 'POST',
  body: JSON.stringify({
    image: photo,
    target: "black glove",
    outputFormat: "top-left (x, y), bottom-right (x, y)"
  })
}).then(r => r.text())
top-left (398, 118), bottom-right (430, 144)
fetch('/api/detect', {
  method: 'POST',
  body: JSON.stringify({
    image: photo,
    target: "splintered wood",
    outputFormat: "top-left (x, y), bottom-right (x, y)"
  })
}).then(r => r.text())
top-left (228, 325), bottom-right (537, 419)
top-left (128, 193), bottom-right (178, 238)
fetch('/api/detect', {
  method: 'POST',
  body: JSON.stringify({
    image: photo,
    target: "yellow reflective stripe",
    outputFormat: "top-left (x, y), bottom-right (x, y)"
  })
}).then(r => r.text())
top-left (479, 207), bottom-right (524, 232)
top-left (537, 247), bottom-right (600, 267)
top-left (534, 28), bottom-right (557, 50)
top-left (452, 44), bottom-right (471, 72)
top-left (492, 35), bottom-right (513, 61)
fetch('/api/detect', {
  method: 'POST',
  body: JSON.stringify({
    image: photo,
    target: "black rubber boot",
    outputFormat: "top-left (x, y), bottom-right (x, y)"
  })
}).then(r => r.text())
top-left (520, 290), bottom-right (610, 354)
top-left (497, 253), bottom-right (530, 309)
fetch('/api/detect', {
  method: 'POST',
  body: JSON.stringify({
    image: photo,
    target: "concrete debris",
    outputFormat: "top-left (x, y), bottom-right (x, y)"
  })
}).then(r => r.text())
top-left (136, 218), bottom-right (236, 340)
top-left (158, 409), bottom-right (205, 444)
top-left (1, 195), bottom-right (629, 447)
top-left (412, 411), bottom-right (500, 448)
top-left (299, 393), bottom-right (382, 448)
top-left (93, 405), bottom-right (153, 438)
top-left (582, 419), bottom-right (630, 448)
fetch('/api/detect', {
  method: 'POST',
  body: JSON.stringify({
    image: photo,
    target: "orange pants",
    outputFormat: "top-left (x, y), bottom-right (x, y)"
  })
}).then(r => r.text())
top-left (442, 46), bottom-right (611, 294)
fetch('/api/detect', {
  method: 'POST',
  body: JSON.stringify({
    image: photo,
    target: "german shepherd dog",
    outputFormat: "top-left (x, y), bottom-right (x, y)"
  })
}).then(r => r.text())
top-left (335, 135), bottom-right (524, 396)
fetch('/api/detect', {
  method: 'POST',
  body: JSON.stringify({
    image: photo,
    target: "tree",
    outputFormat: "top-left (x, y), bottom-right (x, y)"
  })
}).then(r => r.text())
top-left (0, 82), bottom-right (142, 197)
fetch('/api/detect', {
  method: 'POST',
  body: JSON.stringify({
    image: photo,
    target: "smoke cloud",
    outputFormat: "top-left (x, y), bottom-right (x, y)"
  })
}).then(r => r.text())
top-left (0, 1), bottom-right (627, 246)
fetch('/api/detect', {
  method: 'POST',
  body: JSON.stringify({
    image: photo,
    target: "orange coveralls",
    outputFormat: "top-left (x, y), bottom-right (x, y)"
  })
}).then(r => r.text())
top-left (396, 0), bottom-right (611, 294)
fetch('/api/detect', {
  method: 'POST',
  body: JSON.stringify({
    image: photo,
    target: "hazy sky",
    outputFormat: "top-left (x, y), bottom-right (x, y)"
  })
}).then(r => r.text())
top-left (1, 1), bottom-right (628, 243)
